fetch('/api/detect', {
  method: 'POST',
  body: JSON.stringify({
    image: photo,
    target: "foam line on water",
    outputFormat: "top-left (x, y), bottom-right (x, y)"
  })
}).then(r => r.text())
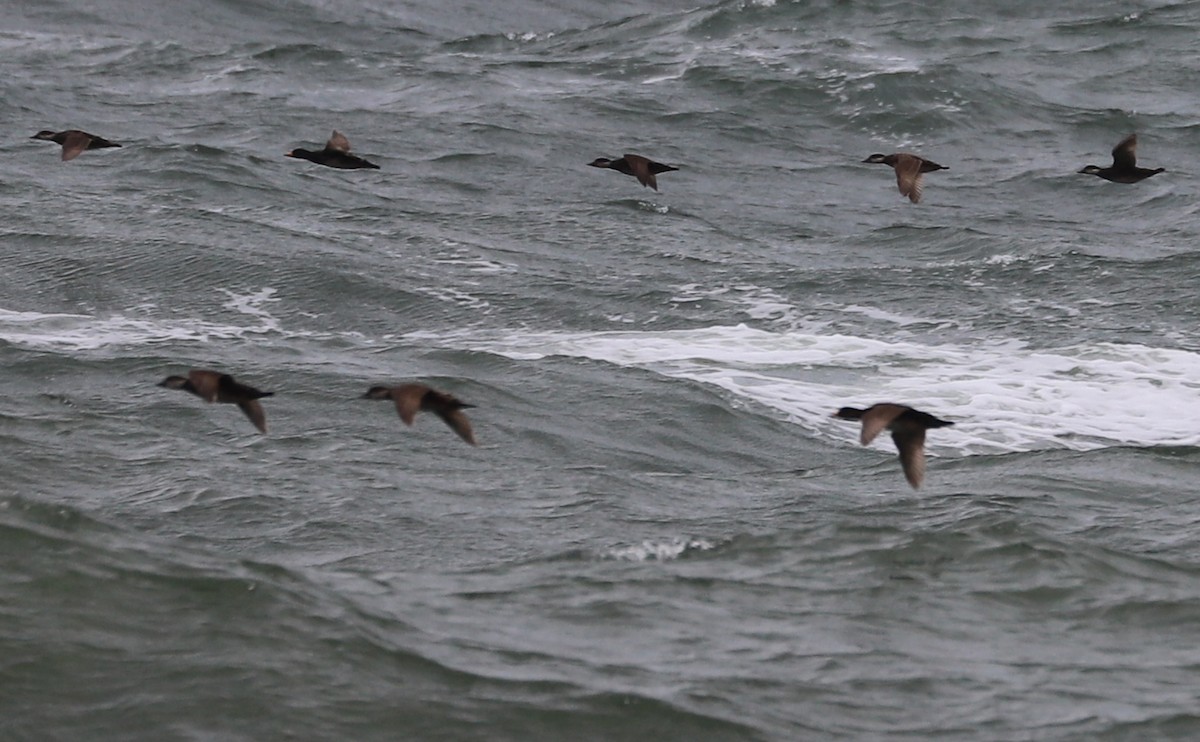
top-left (413, 324), bottom-right (1200, 454)
top-left (0, 289), bottom-right (289, 351)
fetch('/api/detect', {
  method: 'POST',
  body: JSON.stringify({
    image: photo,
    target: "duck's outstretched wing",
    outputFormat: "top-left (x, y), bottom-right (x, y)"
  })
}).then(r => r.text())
top-left (434, 408), bottom-right (476, 445)
top-left (859, 403), bottom-right (906, 445)
top-left (237, 400), bottom-right (268, 434)
top-left (892, 429), bottom-right (927, 489)
top-left (1111, 134), bottom-right (1138, 170)
top-left (61, 131), bottom-right (92, 161)
top-left (623, 154), bottom-right (659, 191)
top-left (893, 154), bottom-right (924, 203)
top-left (327, 130), bottom-right (352, 153)
top-left (390, 384), bottom-right (428, 426)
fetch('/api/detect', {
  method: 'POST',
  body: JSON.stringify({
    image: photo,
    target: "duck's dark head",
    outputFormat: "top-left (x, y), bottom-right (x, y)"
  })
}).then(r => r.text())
top-left (587, 157), bottom-right (613, 168)
top-left (833, 406), bottom-right (865, 420)
top-left (1078, 165), bottom-right (1103, 175)
top-left (31, 130), bottom-right (57, 141)
top-left (862, 154), bottom-right (889, 164)
top-left (361, 386), bottom-right (393, 400)
top-left (158, 375), bottom-right (191, 390)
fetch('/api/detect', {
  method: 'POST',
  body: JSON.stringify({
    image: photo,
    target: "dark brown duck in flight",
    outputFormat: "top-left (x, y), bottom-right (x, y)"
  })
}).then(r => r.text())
top-left (286, 130), bottom-right (380, 170)
top-left (1078, 134), bottom-right (1164, 183)
top-left (862, 152), bottom-right (947, 203)
top-left (833, 403), bottom-right (954, 489)
top-left (588, 154), bottom-right (678, 191)
top-left (362, 383), bottom-right (477, 445)
top-left (158, 369), bottom-right (274, 434)
top-left (31, 129), bottom-right (121, 161)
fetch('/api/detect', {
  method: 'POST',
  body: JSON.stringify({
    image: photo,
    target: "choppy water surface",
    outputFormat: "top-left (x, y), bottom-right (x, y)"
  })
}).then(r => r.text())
top-left (3, 1), bottom-right (1200, 739)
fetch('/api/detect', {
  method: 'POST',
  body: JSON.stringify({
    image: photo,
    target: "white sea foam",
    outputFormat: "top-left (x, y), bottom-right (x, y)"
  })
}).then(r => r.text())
top-left (412, 324), bottom-right (1200, 455)
top-left (431, 257), bottom-right (518, 275)
top-left (411, 286), bottom-right (491, 311)
top-left (839, 304), bottom-right (927, 326)
top-left (603, 537), bottom-right (717, 562)
top-left (0, 310), bottom-right (250, 351)
top-left (503, 30), bottom-right (555, 43)
top-left (669, 283), bottom-right (801, 325)
top-left (219, 288), bottom-right (282, 331)
top-left (849, 51), bottom-right (922, 77)
top-left (0, 289), bottom-right (289, 351)
top-left (642, 70), bottom-right (688, 85)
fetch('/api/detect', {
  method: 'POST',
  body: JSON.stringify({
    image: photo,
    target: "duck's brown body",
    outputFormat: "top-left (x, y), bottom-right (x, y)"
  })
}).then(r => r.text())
top-left (31, 129), bottom-right (122, 161)
top-left (362, 384), bottom-right (476, 445)
top-left (862, 152), bottom-right (946, 203)
top-left (587, 154), bottom-right (678, 191)
top-left (158, 370), bottom-right (273, 433)
top-left (833, 403), bottom-right (954, 488)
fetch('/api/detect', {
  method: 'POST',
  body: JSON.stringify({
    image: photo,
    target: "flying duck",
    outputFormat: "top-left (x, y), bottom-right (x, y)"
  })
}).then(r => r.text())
top-left (833, 403), bottom-right (954, 488)
top-left (158, 370), bottom-right (274, 434)
top-left (587, 154), bottom-right (678, 191)
top-left (31, 129), bottom-right (122, 161)
top-left (362, 384), bottom-right (477, 445)
top-left (862, 152), bottom-right (947, 203)
top-left (1078, 134), bottom-right (1164, 183)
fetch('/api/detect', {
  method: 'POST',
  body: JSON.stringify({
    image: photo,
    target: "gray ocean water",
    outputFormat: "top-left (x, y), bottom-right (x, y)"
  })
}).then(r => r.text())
top-left (3, 0), bottom-right (1200, 739)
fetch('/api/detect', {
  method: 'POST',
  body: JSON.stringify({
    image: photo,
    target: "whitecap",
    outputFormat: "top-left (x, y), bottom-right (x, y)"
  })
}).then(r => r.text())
top-left (0, 288), bottom-right (289, 352)
top-left (0, 309), bottom-right (261, 351)
top-left (603, 537), bottom-right (717, 562)
top-left (840, 304), bottom-right (927, 326)
top-left (411, 324), bottom-right (1200, 455)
